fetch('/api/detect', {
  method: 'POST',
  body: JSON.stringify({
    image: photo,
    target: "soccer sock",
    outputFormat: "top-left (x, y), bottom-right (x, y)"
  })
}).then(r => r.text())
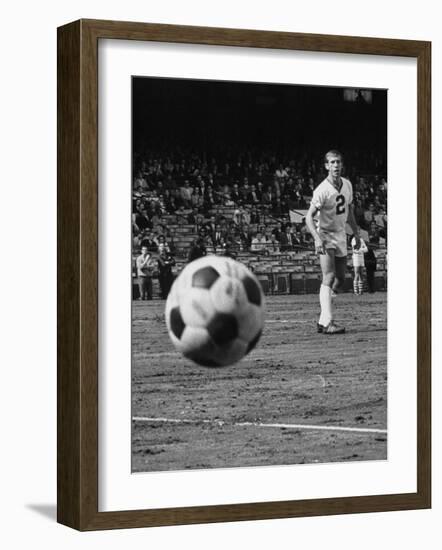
top-left (353, 280), bottom-right (358, 294)
top-left (319, 284), bottom-right (333, 326)
top-left (358, 280), bottom-right (364, 294)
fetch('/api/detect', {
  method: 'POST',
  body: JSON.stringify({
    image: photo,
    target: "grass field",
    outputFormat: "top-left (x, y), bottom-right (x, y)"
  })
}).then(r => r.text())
top-left (132, 292), bottom-right (387, 472)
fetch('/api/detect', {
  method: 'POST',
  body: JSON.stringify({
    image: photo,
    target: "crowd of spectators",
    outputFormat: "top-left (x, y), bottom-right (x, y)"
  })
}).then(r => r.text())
top-left (132, 149), bottom-right (388, 257)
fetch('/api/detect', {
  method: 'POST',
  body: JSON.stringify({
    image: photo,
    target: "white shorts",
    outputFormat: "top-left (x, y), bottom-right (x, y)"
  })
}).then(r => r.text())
top-left (352, 254), bottom-right (365, 267)
top-left (320, 231), bottom-right (347, 258)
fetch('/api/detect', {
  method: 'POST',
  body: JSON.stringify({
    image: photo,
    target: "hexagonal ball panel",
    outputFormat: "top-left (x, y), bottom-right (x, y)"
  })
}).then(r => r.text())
top-left (242, 275), bottom-right (262, 306)
top-left (169, 306), bottom-right (185, 339)
top-left (207, 312), bottom-right (238, 346)
top-left (192, 266), bottom-right (220, 289)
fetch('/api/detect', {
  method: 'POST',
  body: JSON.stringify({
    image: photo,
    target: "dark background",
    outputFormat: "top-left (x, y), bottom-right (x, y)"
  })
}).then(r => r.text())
top-left (133, 77), bottom-right (387, 171)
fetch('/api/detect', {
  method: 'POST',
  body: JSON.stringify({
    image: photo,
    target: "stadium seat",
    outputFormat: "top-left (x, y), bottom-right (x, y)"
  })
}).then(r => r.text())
top-left (290, 273), bottom-right (305, 294)
top-left (273, 272), bottom-right (291, 294)
top-left (305, 273), bottom-right (322, 293)
top-left (256, 273), bottom-right (272, 295)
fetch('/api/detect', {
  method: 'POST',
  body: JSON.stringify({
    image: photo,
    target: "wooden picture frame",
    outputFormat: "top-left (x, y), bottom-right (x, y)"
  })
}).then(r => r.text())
top-left (57, 18), bottom-right (431, 531)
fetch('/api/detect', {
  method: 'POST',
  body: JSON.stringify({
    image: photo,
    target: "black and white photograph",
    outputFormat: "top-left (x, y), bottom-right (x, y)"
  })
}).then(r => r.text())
top-left (131, 76), bottom-right (388, 473)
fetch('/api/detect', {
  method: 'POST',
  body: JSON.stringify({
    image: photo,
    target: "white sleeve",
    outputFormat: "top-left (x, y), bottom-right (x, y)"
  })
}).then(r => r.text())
top-left (311, 188), bottom-right (325, 210)
top-left (347, 180), bottom-right (353, 205)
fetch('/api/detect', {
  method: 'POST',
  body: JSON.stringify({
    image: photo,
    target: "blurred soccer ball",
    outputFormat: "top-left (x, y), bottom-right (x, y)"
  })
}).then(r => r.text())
top-left (165, 255), bottom-right (265, 367)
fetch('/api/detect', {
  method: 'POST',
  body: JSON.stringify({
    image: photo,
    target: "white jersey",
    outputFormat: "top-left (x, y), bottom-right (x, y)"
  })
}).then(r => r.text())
top-left (311, 177), bottom-right (353, 234)
top-left (351, 236), bottom-right (368, 258)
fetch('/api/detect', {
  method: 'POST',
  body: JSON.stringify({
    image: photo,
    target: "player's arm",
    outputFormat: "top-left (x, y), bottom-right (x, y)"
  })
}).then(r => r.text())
top-left (359, 239), bottom-right (368, 253)
top-left (305, 203), bottom-right (325, 254)
top-left (347, 204), bottom-right (361, 250)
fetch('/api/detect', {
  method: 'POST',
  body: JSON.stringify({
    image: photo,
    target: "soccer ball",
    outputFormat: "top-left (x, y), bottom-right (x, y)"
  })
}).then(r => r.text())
top-left (165, 255), bottom-right (265, 367)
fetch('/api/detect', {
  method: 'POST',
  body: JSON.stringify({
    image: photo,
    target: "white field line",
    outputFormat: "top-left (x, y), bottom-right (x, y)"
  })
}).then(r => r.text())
top-left (132, 416), bottom-right (387, 435)
top-left (265, 319), bottom-right (310, 323)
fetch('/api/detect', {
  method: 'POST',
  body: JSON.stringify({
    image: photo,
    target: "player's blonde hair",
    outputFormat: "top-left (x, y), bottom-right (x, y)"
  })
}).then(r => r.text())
top-left (324, 150), bottom-right (344, 163)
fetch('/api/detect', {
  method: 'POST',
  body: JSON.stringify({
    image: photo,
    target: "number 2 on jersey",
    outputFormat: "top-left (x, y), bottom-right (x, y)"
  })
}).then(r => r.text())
top-left (336, 194), bottom-right (346, 215)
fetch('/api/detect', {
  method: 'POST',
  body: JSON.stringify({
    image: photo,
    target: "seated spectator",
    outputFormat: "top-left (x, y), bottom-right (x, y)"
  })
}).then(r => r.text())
top-left (165, 195), bottom-right (178, 213)
top-left (236, 226), bottom-right (251, 250)
top-left (368, 220), bottom-right (380, 245)
top-left (273, 178), bottom-right (281, 200)
top-left (175, 205), bottom-right (187, 224)
top-left (239, 180), bottom-right (250, 201)
top-left (255, 181), bottom-right (264, 202)
top-left (233, 204), bottom-right (246, 226)
top-left (212, 225), bottom-right (223, 247)
top-left (191, 187), bottom-right (203, 209)
top-left (272, 222), bottom-right (284, 241)
top-left (267, 234), bottom-right (280, 254)
top-left (374, 207), bottom-right (387, 229)
top-left (204, 215), bottom-right (217, 239)
top-left (250, 231), bottom-right (269, 255)
top-left (151, 212), bottom-right (163, 229)
top-left (364, 204), bottom-right (375, 229)
top-left (187, 207), bottom-right (198, 225)
top-left (366, 180), bottom-right (377, 203)
top-left (203, 190), bottom-right (216, 213)
top-left (250, 207), bottom-right (261, 225)
top-left (280, 225), bottom-right (299, 250)
top-left (195, 212), bottom-right (205, 230)
top-left (231, 183), bottom-right (241, 203)
top-left (353, 198), bottom-right (366, 227)
top-left (224, 193), bottom-right (235, 206)
top-left (135, 208), bottom-right (152, 232)
top-left (378, 178), bottom-right (387, 203)
top-left (275, 164), bottom-right (289, 181)
top-left (134, 172), bottom-right (149, 191)
top-left (262, 186), bottom-right (274, 205)
top-left (180, 180), bottom-right (193, 208)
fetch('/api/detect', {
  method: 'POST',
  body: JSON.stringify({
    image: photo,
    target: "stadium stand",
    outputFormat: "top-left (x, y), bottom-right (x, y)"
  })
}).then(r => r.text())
top-left (132, 150), bottom-right (387, 299)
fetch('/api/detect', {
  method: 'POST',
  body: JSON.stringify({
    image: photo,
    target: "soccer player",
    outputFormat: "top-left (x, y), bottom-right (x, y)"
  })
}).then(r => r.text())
top-left (351, 235), bottom-right (368, 294)
top-left (305, 150), bottom-right (361, 334)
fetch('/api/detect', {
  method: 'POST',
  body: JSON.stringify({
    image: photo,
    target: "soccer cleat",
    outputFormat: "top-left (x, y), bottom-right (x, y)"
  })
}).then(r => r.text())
top-left (322, 321), bottom-right (346, 335)
top-left (317, 322), bottom-right (325, 333)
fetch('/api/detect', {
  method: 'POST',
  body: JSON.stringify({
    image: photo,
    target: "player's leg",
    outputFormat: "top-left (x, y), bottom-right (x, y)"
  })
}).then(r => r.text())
top-left (331, 235), bottom-right (347, 294)
top-left (353, 264), bottom-right (358, 294)
top-left (353, 265), bottom-right (361, 294)
top-left (318, 249), bottom-right (336, 329)
top-left (334, 255), bottom-right (347, 293)
top-left (318, 248), bottom-right (346, 334)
